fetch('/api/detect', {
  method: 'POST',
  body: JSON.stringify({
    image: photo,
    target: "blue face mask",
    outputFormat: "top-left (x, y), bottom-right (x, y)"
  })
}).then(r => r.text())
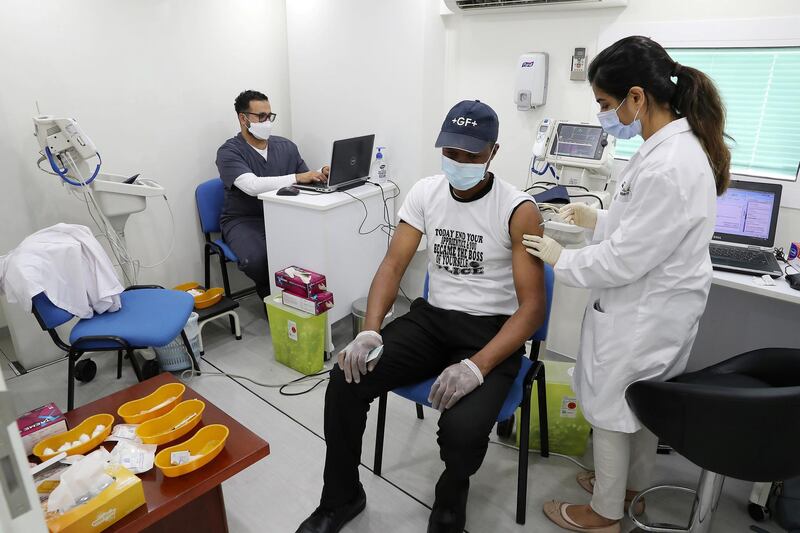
top-left (597, 96), bottom-right (642, 140)
top-left (441, 154), bottom-right (489, 191)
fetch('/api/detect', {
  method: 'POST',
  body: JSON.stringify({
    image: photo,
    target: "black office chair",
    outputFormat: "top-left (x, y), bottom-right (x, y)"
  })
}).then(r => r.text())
top-left (625, 347), bottom-right (800, 533)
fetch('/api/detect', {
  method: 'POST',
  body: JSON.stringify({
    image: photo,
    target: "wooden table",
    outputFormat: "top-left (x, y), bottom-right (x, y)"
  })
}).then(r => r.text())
top-left (62, 373), bottom-right (269, 532)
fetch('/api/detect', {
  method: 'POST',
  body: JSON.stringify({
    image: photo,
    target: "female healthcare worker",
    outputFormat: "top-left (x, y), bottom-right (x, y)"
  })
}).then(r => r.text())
top-left (524, 36), bottom-right (731, 533)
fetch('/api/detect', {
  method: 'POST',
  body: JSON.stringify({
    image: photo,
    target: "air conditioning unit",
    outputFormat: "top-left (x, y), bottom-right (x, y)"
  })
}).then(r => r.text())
top-left (443, 0), bottom-right (627, 14)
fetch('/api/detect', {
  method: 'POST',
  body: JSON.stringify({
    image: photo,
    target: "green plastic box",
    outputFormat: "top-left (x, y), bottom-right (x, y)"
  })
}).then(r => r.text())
top-left (265, 295), bottom-right (325, 375)
top-left (516, 360), bottom-right (591, 456)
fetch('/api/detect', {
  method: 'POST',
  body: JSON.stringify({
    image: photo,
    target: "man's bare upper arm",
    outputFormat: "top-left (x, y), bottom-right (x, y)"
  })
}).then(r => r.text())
top-left (509, 202), bottom-right (545, 309)
top-left (384, 221), bottom-right (423, 274)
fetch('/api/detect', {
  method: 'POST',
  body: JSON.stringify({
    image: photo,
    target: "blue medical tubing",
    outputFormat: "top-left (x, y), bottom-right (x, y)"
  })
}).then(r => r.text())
top-left (46, 146), bottom-right (102, 186)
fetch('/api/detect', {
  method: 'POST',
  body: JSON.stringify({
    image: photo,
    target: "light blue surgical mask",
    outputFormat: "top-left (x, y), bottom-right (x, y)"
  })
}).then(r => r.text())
top-left (597, 97), bottom-right (642, 140)
top-left (441, 154), bottom-right (488, 191)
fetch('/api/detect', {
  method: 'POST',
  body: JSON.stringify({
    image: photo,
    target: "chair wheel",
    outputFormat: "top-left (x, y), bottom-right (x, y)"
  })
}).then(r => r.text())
top-left (497, 416), bottom-right (515, 438)
top-left (74, 359), bottom-right (97, 382)
top-left (142, 359), bottom-right (160, 380)
top-left (748, 502), bottom-right (771, 521)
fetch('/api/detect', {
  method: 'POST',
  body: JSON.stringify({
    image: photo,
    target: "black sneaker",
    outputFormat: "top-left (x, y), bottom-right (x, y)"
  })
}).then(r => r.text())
top-left (428, 474), bottom-right (469, 533)
top-left (296, 485), bottom-right (367, 533)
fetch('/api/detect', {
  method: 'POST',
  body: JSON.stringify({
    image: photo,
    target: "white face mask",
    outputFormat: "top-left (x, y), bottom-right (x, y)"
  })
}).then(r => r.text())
top-left (597, 96), bottom-right (642, 140)
top-left (247, 119), bottom-right (273, 141)
top-left (441, 154), bottom-right (489, 191)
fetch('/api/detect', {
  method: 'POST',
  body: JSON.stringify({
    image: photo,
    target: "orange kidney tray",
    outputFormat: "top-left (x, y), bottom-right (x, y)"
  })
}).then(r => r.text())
top-left (174, 282), bottom-right (223, 309)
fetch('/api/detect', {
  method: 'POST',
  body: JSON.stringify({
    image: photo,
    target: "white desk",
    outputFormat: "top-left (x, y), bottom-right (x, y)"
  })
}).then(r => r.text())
top-left (687, 268), bottom-right (800, 371)
top-left (711, 269), bottom-right (800, 305)
top-left (545, 268), bottom-right (800, 363)
top-left (259, 182), bottom-right (397, 325)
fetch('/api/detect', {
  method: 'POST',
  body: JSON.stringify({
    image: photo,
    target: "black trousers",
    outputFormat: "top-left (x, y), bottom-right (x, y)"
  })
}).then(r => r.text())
top-left (221, 215), bottom-right (269, 290)
top-left (321, 298), bottom-right (524, 508)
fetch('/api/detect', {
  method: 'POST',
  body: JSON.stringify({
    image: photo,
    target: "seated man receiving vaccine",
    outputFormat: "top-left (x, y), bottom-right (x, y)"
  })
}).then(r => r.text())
top-left (296, 100), bottom-right (547, 533)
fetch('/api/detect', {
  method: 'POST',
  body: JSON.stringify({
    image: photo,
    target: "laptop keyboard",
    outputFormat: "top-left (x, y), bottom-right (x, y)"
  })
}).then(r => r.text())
top-left (709, 244), bottom-right (769, 265)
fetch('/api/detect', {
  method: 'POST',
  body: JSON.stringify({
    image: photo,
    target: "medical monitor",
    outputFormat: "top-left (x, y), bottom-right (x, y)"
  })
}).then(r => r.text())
top-left (545, 121), bottom-right (612, 171)
top-left (713, 180), bottom-right (782, 248)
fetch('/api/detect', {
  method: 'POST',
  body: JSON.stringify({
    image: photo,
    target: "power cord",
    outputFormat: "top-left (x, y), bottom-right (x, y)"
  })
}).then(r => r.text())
top-left (181, 351), bottom-right (333, 396)
top-left (488, 439), bottom-right (593, 471)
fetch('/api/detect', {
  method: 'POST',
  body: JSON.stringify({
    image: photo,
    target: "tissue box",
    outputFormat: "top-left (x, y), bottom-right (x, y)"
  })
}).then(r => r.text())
top-left (17, 403), bottom-right (67, 455)
top-left (46, 465), bottom-right (145, 533)
top-left (281, 290), bottom-right (334, 316)
top-left (275, 266), bottom-right (327, 298)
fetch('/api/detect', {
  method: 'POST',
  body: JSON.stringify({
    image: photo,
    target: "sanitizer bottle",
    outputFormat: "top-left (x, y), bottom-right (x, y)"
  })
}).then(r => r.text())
top-left (373, 147), bottom-right (388, 183)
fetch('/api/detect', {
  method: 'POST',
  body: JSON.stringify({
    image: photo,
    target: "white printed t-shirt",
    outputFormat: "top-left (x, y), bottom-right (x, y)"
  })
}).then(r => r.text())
top-left (398, 174), bottom-right (534, 317)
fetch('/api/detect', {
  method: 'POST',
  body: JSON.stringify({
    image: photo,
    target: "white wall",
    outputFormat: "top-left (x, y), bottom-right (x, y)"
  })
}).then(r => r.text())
top-left (0, 0), bottom-right (290, 342)
top-left (0, 0), bottom-right (292, 283)
top-left (444, 0), bottom-right (800, 358)
top-left (285, 0), bottom-right (448, 296)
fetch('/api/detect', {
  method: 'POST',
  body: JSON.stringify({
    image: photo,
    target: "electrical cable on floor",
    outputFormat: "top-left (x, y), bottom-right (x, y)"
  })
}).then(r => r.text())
top-left (181, 351), bottom-right (332, 396)
top-left (488, 439), bottom-right (593, 471)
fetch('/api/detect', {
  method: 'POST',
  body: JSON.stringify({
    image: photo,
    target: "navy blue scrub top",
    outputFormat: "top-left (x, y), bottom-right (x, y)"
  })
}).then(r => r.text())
top-left (215, 133), bottom-right (309, 225)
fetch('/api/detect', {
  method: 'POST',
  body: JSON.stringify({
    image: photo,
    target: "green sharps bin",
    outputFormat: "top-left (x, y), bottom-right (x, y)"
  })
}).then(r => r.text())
top-left (516, 360), bottom-right (591, 456)
top-left (265, 295), bottom-right (325, 375)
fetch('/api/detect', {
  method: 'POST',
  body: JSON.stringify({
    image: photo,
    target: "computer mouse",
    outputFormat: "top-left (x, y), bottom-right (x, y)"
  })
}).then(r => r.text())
top-left (277, 186), bottom-right (300, 196)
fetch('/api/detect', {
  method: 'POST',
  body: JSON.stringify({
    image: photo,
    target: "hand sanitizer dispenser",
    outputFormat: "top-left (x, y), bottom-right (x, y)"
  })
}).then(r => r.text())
top-left (514, 52), bottom-right (549, 111)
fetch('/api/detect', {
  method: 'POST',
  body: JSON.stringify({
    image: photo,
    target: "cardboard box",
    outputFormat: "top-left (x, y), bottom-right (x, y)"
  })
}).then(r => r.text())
top-left (281, 290), bottom-right (334, 316)
top-left (46, 465), bottom-right (146, 533)
top-left (17, 403), bottom-right (67, 455)
top-left (275, 266), bottom-right (327, 298)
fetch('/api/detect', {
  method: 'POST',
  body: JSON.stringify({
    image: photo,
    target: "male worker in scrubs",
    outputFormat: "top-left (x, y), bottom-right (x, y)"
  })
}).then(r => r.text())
top-left (215, 90), bottom-right (328, 299)
top-left (296, 100), bottom-right (547, 533)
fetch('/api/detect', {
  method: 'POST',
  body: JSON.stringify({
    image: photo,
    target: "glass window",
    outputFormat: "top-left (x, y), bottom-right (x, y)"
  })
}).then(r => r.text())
top-left (614, 47), bottom-right (800, 182)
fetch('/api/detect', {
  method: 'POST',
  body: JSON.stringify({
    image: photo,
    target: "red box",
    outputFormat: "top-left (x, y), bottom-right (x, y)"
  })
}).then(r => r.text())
top-left (281, 290), bottom-right (335, 316)
top-left (17, 403), bottom-right (67, 455)
top-left (275, 266), bottom-right (327, 298)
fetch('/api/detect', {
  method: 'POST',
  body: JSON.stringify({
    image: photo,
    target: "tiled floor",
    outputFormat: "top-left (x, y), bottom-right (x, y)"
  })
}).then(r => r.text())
top-left (4, 296), bottom-right (773, 532)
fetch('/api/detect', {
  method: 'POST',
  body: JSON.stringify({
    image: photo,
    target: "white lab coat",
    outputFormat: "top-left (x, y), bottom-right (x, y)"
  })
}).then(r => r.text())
top-left (0, 224), bottom-right (123, 319)
top-left (555, 119), bottom-right (717, 433)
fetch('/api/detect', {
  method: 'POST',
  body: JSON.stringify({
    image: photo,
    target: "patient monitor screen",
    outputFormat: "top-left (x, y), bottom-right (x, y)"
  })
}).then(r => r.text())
top-left (550, 124), bottom-right (605, 160)
top-left (715, 187), bottom-right (776, 240)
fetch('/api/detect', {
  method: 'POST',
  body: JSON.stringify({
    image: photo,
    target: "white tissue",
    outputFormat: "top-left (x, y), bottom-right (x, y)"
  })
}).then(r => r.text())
top-left (91, 425), bottom-right (106, 438)
top-left (284, 267), bottom-right (312, 284)
top-left (79, 433), bottom-right (90, 443)
top-left (44, 447), bottom-right (55, 456)
top-left (47, 449), bottom-right (112, 514)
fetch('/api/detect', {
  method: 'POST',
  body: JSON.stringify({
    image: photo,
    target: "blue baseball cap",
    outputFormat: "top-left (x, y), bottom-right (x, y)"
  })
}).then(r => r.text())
top-left (435, 100), bottom-right (499, 153)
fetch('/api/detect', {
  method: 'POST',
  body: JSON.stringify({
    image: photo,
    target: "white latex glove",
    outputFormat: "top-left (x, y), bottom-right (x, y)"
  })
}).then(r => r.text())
top-left (558, 203), bottom-right (598, 230)
top-left (522, 234), bottom-right (563, 266)
top-left (337, 330), bottom-right (383, 384)
top-left (428, 360), bottom-right (483, 411)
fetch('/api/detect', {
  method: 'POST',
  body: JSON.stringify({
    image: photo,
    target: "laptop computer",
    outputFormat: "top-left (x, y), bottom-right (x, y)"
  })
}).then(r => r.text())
top-left (710, 179), bottom-right (783, 277)
top-left (295, 134), bottom-right (375, 193)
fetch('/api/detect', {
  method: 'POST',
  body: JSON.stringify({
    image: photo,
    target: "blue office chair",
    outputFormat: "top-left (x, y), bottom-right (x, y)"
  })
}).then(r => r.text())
top-left (195, 178), bottom-right (256, 299)
top-left (373, 264), bottom-right (554, 525)
top-left (31, 287), bottom-right (197, 411)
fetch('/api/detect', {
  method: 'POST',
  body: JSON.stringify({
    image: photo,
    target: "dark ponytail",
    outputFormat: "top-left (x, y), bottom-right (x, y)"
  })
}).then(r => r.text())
top-left (588, 36), bottom-right (731, 195)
